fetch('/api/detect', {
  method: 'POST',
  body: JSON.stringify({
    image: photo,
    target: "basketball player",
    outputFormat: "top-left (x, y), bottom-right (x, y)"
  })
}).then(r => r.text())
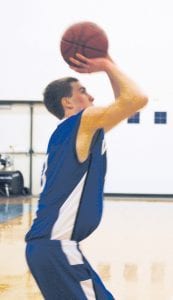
top-left (25, 53), bottom-right (148, 299)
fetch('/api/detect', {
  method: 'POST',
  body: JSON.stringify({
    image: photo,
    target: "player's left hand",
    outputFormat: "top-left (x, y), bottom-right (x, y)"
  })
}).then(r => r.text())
top-left (69, 53), bottom-right (113, 73)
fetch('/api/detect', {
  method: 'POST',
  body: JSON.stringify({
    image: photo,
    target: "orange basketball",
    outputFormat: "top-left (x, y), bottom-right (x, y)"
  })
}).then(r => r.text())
top-left (60, 21), bottom-right (108, 65)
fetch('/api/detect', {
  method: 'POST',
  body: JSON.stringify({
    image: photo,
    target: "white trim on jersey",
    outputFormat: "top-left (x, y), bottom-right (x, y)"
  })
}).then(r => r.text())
top-left (101, 138), bottom-right (107, 155)
top-left (50, 172), bottom-right (87, 240)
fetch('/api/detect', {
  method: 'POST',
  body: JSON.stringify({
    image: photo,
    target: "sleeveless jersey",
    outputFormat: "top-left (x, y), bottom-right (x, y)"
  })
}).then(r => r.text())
top-left (25, 110), bottom-right (107, 243)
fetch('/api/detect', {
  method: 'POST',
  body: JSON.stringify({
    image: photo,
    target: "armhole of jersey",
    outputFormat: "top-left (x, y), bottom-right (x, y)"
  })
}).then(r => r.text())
top-left (74, 110), bottom-right (102, 164)
top-left (74, 110), bottom-right (88, 165)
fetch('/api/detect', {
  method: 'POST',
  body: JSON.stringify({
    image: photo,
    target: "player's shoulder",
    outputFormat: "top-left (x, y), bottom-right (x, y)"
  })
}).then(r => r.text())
top-left (81, 106), bottom-right (106, 131)
top-left (82, 106), bottom-right (105, 117)
top-left (81, 106), bottom-right (105, 122)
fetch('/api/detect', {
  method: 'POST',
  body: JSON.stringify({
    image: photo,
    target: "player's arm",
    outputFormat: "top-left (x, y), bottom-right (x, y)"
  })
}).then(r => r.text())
top-left (70, 54), bottom-right (148, 132)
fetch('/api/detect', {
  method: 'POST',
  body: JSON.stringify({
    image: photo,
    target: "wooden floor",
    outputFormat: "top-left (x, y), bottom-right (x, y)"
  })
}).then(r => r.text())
top-left (1, 196), bottom-right (173, 300)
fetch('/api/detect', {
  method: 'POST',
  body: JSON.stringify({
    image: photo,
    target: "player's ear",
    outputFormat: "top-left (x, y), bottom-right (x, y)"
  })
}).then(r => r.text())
top-left (61, 97), bottom-right (73, 109)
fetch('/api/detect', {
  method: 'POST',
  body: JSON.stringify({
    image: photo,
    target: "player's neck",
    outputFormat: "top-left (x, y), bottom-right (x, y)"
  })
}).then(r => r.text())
top-left (64, 108), bottom-right (82, 119)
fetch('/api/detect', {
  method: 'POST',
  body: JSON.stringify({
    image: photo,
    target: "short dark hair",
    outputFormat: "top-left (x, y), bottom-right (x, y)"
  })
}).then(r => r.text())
top-left (43, 77), bottom-right (78, 119)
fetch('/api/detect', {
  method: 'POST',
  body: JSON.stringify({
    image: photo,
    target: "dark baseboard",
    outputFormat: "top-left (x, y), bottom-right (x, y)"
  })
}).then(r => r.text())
top-left (104, 193), bottom-right (173, 198)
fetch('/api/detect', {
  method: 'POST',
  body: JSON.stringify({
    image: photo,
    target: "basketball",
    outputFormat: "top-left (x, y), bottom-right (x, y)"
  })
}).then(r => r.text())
top-left (60, 22), bottom-right (108, 65)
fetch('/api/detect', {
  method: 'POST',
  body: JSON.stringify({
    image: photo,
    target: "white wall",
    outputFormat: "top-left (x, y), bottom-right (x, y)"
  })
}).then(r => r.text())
top-left (0, 0), bottom-right (173, 195)
top-left (105, 102), bottom-right (173, 194)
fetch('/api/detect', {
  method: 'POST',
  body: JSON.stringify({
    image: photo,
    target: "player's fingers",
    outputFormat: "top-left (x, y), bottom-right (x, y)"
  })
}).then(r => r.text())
top-left (76, 53), bottom-right (89, 63)
top-left (69, 57), bottom-right (81, 65)
top-left (69, 57), bottom-right (87, 67)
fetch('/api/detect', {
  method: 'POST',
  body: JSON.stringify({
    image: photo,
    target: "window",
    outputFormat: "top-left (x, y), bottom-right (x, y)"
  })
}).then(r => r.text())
top-left (127, 112), bottom-right (140, 124)
top-left (154, 112), bottom-right (167, 124)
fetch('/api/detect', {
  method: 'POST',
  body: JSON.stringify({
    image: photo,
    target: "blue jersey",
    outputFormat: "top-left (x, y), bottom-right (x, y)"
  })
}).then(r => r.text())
top-left (25, 110), bottom-right (107, 243)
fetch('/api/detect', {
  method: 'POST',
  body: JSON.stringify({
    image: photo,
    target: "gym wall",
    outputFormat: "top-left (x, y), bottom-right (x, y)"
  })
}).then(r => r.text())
top-left (0, 0), bottom-right (172, 195)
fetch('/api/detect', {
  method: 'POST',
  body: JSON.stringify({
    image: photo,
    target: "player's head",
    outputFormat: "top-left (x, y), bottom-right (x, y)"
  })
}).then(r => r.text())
top-left (43, 77), bottom-right (94, 119)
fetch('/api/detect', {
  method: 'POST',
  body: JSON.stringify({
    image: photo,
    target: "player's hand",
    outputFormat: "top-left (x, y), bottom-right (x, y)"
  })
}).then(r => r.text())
top-left (69, 53), bottom-right (113, 73)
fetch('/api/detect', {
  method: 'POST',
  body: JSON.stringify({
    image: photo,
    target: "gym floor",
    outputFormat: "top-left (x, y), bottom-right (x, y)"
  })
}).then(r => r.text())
top-left (0, 196), bottom-right (173, 300)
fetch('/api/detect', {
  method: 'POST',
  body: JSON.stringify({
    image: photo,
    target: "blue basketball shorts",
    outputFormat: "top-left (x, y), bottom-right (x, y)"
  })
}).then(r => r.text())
top-left (25, 239), bottom-right (115, 300)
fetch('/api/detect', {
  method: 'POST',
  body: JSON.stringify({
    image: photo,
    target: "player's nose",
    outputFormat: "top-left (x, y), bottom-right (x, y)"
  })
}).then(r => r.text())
top-left (89, 96), bottom-right (94, 102)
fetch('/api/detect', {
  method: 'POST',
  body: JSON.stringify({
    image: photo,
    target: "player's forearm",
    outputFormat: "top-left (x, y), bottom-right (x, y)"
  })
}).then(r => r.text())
top-left (104, 60), bottom-right (148, 107)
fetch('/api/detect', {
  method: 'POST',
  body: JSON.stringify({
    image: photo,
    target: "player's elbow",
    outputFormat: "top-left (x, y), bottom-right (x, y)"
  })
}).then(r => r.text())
top-left (139, 95), bottom-right (148, 107)
top-left (128, 95), bottom-right (148, 116)
top-left (135, 95), bottom-right (148, 111)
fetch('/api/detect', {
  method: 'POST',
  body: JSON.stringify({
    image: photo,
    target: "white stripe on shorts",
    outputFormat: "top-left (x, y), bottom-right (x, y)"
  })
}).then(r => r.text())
top-left (60, 240), bottom-right (96, 300)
